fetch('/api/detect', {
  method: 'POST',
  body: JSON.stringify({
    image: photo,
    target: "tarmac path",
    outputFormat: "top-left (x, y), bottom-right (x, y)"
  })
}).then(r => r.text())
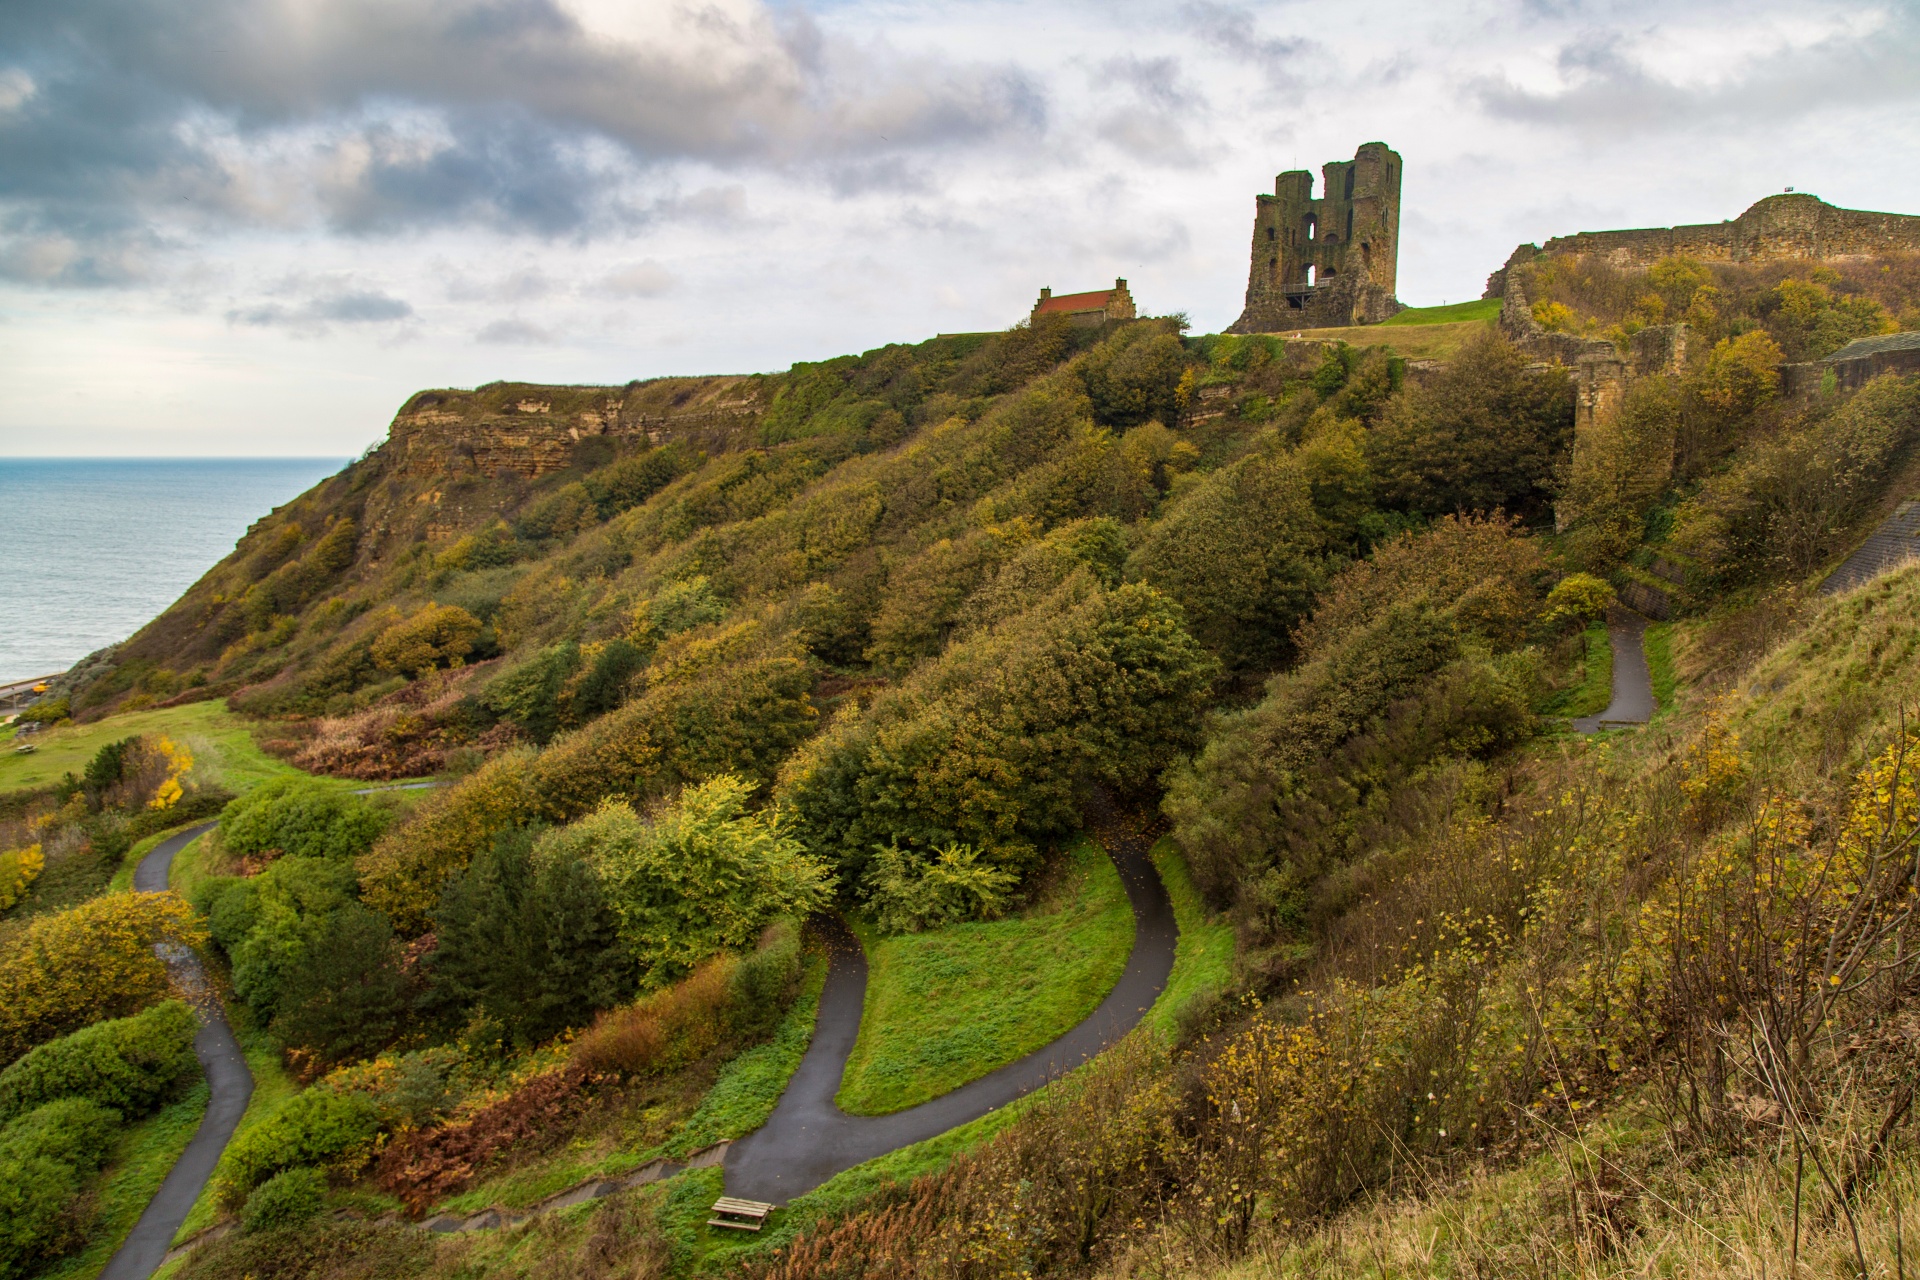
top-left (1573, 608), bottom-right (1656, 733)
top-left (723, 829), bottom-right (1178, 1204)
top-left (100, 821), bottom-right (254, 1280)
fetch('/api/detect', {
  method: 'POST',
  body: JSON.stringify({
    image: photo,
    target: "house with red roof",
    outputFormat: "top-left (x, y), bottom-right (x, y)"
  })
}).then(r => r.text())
top-left (1031, 279), bottom-right (1136, 326)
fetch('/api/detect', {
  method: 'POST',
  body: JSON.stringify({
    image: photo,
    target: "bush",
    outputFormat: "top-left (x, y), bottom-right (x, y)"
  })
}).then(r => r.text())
top-left (0, 892), bottom-right (203, 1066)
top-left (218, 777), bottom-right (391, 862)
top-left (219, 857), bottom-right (358, 1020)
top-left (17, 697), bottom-right (69, 726)
top-left (1538, 572), bottom-right (1617, 632)
top-left (216, 1087), bottom-right (382, 1208)
top-left (0, 1098), bottom-right (121, 1280)
top-left (780, 577), bottom-right (1217, 893)
top-left (373, 1064), bottom-right (599, 1213)
top-left (865, 842), bottom-right (1019, 933)
top-left (0, 1000), bottom-right (198, 1126)
top-left (241, 1167), bottom-right (327, 1234)
top-left (270, 905), bottom-right (409, 1070)
top-left (548, 776), bottom-right (831, 988)
top-left (371, 604), bottom-right (482, 678)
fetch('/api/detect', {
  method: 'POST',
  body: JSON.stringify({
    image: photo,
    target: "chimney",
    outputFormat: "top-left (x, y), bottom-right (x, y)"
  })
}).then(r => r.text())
top-left (1039, 287), bottom-right (1052, 300)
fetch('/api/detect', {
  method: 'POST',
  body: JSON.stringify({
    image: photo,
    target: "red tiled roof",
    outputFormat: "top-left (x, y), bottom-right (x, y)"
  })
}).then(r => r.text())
top-left (1035, 288), bottom-right (1115, 315)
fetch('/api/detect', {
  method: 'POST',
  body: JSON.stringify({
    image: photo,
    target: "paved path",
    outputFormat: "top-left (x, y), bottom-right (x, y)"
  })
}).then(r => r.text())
top-left (1819, 497), bottom-right (1920, 595)
top-left (100, 822), bottom-right (254, 1280)
top-left (723, 831), bottom-right (1178, 1204)
top-left (1573, 608), bottom-right (1655, 733)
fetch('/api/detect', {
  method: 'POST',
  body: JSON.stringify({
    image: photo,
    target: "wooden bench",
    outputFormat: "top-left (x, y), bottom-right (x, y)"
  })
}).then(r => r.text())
top-left (707, 1197), bottom-right (774, 1232)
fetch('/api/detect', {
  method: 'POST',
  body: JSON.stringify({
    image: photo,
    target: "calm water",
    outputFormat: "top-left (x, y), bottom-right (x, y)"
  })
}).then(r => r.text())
top-left (0, 458), bottom-right (348, 683)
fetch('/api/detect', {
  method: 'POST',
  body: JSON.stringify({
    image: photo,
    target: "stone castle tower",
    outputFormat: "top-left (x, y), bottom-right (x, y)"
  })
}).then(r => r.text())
top-left (1228, 141), bottom-right (1403, 333)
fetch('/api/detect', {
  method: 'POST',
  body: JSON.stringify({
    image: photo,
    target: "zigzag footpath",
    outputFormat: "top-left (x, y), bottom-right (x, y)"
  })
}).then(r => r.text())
top-left (724, 827), bottom-right (1178, 1204)
top-left (99, 822), bottom-right (253, 1280)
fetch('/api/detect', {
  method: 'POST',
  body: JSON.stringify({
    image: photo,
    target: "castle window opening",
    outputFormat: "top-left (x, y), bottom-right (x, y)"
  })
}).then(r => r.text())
top-left (1344, 168), bottom-right (1355, 199)
top-left (1306, 265), bottom-right (1315, 286)
top-left (1266, 226), bottom-right (1276, 241)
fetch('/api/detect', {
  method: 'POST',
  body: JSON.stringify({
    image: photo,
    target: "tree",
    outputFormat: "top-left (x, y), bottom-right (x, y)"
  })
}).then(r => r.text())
top-left (224, 858), bottom-right (359, 1020)
top-left (271, 905), bottom-right (409, 1069)
top-left (1366, 327), bottom-right (1573, 520)
top-left (550, 777), bottom-right (831, 987)
top-left (427, 828), bottom-right (636, 1045)
top-left (1127, 446), bottom-right (1329, 673)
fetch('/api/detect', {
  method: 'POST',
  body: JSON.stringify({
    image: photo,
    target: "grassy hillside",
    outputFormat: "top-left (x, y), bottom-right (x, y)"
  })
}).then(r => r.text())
top-left (9, 253), bottom-right (1920, 1280)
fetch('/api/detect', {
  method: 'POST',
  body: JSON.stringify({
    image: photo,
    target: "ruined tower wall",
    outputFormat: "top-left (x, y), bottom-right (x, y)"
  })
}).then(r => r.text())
top-left (1229, 141), bottom-right (1403, 333)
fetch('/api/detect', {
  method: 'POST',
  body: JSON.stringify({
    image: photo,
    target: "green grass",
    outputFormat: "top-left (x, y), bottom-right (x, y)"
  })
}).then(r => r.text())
top-left (174, 1025), bottom-right (298, 1243)
top-left (431, 956), bottom-right (830, 1217)
top-left (709, 845), bottom-right (1236, 1269)
top-left (40, 1081), bottom-right (211, 1280)
top-left (1146, 839), bottom-right (1235, 1038)
top-left (1545, 622), bottom-right (1612, 719)
top-left (668, 956), bottom-right (826, 1155)
top-left (835, 836), bottom-right (1133, 1115)
top-left (1380, 298), bottom-right (1503, 326)
top-left (0, 700), bottom-right (302, 796)
top-left (1644, 622), bottom-right (1676, 714)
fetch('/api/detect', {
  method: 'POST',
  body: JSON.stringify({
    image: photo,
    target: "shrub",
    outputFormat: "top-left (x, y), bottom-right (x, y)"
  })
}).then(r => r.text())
top-left (360, 657), bottom-right (818, 932)
top-left (241, 1167), bottom-right (327, 1234)
top-left (218, 777), bottom-right (391, 862)
top-left (780, 577), bottom-right (1217, 891)
top-left (220, 857), bottom-right (358, 1020)
top-left (0, 1098), bottom-right (121, 1280)
top-left (0, 1000), bottom-right (198, 1126)
top-left (0, 892), bottom-right (203, 1066)
top-left (17, 696), bottom-right (69, 726)
top-left (550, 776), bottom-right (830, 987)
top-left (374, 1064), bottom-right (593, 1214)
top-left (865, 842), bottom-right (1019, 933)
top-left (216, 1087), bottom-right (383, 1208)
top-left (371, 604), bottom-right (482, 678)
top-left (0, 844), bottom-right (42, 912)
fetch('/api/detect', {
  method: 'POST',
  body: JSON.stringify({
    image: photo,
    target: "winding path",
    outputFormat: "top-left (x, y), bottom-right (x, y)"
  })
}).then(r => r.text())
top-left (723, 830), bottom-right (1178, 1204)
top-left (100, 822), bottom-right (254, 1280)
top-left (1573, 608), bottom-right (1655, 734)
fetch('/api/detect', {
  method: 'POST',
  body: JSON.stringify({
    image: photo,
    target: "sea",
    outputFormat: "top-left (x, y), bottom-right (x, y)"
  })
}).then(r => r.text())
top-left (0, 458), bottom-right (349, 685)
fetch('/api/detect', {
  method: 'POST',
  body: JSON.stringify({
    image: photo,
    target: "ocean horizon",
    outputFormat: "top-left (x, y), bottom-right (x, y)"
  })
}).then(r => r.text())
top-left (0, 457), bottom-right (349, 685)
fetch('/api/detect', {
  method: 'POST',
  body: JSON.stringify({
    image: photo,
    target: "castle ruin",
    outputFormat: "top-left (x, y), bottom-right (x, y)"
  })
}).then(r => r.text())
top-left (1227, 141), bottom-right (1403, 333)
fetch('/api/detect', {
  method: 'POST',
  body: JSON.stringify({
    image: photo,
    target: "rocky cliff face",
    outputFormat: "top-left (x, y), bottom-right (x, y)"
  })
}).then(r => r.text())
top-left (386, 375), bottom-right (768, 480)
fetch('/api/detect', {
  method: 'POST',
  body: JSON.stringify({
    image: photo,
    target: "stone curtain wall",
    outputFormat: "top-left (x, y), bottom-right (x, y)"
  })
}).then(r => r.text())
top-left (1539, 194), bottom-right (1920, 271)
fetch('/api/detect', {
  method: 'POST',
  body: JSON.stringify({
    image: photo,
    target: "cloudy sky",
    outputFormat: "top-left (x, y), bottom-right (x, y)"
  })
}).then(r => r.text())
top-left (2, 0), bottom-right (1917, 456)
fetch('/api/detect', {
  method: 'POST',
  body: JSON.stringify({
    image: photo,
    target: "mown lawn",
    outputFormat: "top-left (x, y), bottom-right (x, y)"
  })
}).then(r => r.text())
top-left (1145, 839), bottom-right (1235, 1038)
top-left (836, 836), bottom-right (1133, 1116)
top-left (1644, 621), bottom-right (1676, 713)
top-left (0, 699), bottom-right (301, 795)
top-left (1380, 298), bottom-right (1503, 326)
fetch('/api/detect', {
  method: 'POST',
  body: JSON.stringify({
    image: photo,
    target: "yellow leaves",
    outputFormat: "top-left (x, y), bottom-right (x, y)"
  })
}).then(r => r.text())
top-left (0, 891), bottom-right (205, 1062)
top-left (0, 843), bottom-right (43, 911)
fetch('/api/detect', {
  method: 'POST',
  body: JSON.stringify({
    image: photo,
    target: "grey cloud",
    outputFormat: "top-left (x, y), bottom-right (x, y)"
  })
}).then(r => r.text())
top-left (1474, 13), bottom-right (1920, 133)
top-left (0, 0), bottom-right (1047, 277)
top-left (1091, 56), bottom-right (1208, 166)
top-left (228, 288), bottom-right (413, 329)
top-left (1181, 2), bottom-right (1318, 94)
top-left (597, 261), bottom-right (677, 298)
top-left (475, 317), bottom-right (552, 344)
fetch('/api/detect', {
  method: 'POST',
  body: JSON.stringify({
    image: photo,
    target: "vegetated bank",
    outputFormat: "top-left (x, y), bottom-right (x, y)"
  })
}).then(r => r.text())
top-left (2, 233), bottom-right (1917, 1278)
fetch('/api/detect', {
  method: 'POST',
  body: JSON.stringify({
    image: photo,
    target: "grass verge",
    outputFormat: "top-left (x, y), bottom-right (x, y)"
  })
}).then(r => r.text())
top-left (1644, 621), bottom-right (1676, 714)
top-left (1146, 839), bottom-right (1235, 1038)
top-left (1545, 622), bottom-right (1612, 719)
top-left (41, 1081), bottom-right (211, 1280)
top-left (836, 836), bottom-right (1132, 1115)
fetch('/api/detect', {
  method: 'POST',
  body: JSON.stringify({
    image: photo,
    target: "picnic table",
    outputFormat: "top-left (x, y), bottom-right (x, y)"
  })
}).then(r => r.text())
top-left (707, 1197), bottom-right (774, 1232)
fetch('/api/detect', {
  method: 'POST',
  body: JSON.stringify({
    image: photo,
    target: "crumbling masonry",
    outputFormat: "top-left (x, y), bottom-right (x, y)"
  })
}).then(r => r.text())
top-left (1228, 142), bottom-right (1403, 333)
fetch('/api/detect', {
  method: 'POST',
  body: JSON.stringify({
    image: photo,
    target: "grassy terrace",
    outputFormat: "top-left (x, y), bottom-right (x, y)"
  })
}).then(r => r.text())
top-left (836, 836), bottom-right (1134, 1115)
top-left (0, 699), bottom-right (302, 795)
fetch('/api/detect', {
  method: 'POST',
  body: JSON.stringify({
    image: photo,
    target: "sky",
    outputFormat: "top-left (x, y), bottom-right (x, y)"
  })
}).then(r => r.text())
top-left (2, 0), bottom-right (1917, 457)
